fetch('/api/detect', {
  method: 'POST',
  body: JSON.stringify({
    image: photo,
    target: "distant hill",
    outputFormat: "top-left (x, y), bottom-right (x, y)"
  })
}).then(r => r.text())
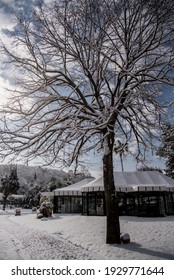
top-left (0, 164), bottom-right (68, 194)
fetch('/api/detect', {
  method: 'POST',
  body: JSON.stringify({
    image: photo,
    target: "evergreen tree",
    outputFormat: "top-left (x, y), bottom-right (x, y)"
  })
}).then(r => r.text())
top-left (0, 165), bottom-right (20, 210)
top-left (48, 177), bottom-right (58, 192)
top-left (34, 172), bottom-right (37, 181)
top-left (157, 123), bottom-right (174, 178)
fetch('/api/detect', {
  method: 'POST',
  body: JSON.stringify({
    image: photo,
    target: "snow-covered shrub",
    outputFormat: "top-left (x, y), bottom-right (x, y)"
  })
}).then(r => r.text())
top-left (39, 201), bottom-right (53, 217)
top-left (37, 213), bottom-right (44, 219)
top-left (39, 195), bottom-right (47, 206)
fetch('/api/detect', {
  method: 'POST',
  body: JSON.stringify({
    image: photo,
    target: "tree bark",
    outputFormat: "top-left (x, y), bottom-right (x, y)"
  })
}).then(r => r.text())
top-left (103, 134), bottom-right (121, 244)
top-left (120, 153), bottom-right (124, 172)
top-left (3, 196), bottom-right (7, 211)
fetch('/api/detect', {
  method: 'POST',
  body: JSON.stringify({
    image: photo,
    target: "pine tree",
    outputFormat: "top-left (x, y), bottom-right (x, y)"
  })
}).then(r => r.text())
top-left (157, 123), bottom-right (174, 178)
top-left (0, 165), bottom-right (20, 210)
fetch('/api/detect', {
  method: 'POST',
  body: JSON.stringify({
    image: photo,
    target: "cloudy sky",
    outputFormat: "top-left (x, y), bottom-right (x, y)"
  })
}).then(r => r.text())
top-left (0, 0), bottom-right (42, 103)
top-left (0, 0), bottom-right (167, 172)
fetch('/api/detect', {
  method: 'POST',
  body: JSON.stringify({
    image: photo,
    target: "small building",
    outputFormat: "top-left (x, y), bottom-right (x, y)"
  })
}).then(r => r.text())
top-left (53, 177), bottom-right (95, 213)
top-left (0, 193), bottom-right (25, 205)
top-left (8, 194), bottom-right (25, 207)
top-left (53, 171), bottom-right (174, 217)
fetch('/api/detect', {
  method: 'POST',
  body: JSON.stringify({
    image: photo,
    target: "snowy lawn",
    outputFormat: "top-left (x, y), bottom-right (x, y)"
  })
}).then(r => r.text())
top-left (0, 209), bottom-right (174, 260)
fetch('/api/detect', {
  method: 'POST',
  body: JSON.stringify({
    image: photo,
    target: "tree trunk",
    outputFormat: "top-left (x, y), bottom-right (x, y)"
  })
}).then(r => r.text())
top-left (103, 134), bottom-right (121, 244)
top-left (3, 196), bottom-right (7, 211)
top-left (120, 153), bottom-right (124, 172)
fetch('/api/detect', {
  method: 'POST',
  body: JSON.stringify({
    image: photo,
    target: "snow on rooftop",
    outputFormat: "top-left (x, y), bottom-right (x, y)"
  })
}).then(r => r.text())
top-left (9, 194), bottom-right (25, 199)
top-left (113, 171), bottom-right (174, 188)
top-left (53, 177), bottom-right (95, 196)
top-left (72, 172), bottom-right (174, 193)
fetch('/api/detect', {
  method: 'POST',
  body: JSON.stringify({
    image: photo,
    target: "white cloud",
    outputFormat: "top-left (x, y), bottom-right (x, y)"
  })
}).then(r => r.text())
top-left (0, 12), bottom-right (13, 30)
top-left (0, 76), bottom-right (12, 105)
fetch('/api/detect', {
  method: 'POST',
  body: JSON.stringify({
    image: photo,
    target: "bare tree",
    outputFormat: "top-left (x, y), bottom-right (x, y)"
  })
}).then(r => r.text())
top-left (0, 0), bottom-right (174, 244)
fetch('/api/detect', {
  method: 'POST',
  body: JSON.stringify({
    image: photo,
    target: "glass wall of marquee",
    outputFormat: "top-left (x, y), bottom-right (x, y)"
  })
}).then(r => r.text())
top-left (53, 177), bottom-right (95, 214)
top-left (82, 191), bottom-right (106, 216)
top-left (81, 190), bottom-right (174, 217)
top-left (53, 195), bottom-right (82, 213)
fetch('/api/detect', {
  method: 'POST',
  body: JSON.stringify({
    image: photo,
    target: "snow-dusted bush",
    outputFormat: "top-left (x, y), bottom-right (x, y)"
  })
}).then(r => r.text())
top-left (37, 213), bottom-right (44, 219)
top-left (39, 201), bottom-right (53, 217)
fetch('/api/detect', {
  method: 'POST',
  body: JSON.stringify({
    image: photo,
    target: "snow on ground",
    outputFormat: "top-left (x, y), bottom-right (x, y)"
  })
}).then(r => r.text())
top-left (0, 208), bottom-right (174, 260)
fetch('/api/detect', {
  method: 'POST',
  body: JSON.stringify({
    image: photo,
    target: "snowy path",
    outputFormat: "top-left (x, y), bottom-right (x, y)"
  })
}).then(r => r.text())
top-left (0, 216), bottom-right (24, 260)
top-left (0, 214), bottom-right (95, 260)
top-left (1, 210), bottom-right (174, 260)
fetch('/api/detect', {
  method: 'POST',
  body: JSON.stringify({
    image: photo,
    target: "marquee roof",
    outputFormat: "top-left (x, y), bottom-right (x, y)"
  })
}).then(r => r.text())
top-left (53, 177), bottom-right (95, 196)
top-left (81, 171), bottom-right (174, 192)
top-left (53, 172), bottom-right (174, 196)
